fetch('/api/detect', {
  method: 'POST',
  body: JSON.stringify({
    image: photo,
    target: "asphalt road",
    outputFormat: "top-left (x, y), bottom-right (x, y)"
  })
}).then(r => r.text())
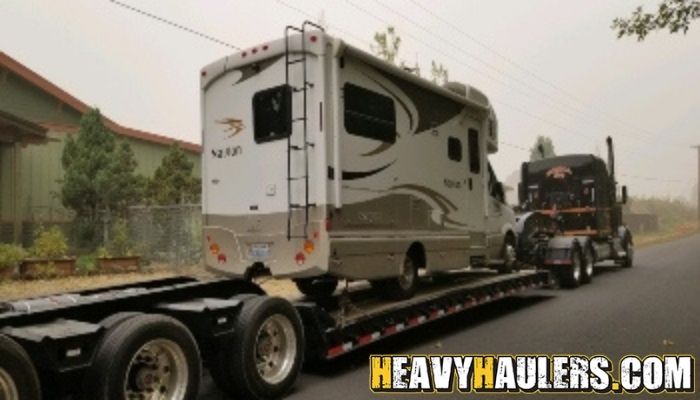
top-left (199, 234), bottom-right (700, 400)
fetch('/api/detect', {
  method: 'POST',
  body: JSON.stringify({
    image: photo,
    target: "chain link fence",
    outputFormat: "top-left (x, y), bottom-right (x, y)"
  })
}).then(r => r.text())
top-left (126, 204), bottom-right (202, 266)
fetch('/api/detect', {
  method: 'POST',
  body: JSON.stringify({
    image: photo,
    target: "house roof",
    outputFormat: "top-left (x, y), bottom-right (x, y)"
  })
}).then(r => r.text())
top-left (0, 51), bottom-right (201, 153)
top-left (0, 109), bottom-right (47, 144)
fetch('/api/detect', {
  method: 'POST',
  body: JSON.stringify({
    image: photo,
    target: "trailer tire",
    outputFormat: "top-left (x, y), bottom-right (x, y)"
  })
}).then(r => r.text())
top-left (294, 277), bottom-right (339, 298)
top-left (212, 296), bottom-right (304, 400)
top-left (81, 314), bottom-right (201, 400)
top-left (559, 246), bottom-right (583, 289)
top-left (581, 246), bottom-right (595, 284)
top-left (0, 334), bottom-right (41, 400)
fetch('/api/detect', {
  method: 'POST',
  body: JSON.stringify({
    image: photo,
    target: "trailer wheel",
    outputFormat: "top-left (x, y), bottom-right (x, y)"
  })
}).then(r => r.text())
top-left (0, 334), bottom-right (41, 400)
top-left (212, 296), bottom-right (304, 400)
top-left (294, 276), bottom-right (339, 298)
top-left (559, 247), bottom-right (583, 288)
top-left (581, 246), bottom-right (595, 284)
top-left (620, 234), bottom-right (634, 268)
top-left (81, 314), bottom-right (201, 400)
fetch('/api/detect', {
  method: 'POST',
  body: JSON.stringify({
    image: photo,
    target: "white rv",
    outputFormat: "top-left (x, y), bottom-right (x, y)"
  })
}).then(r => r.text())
top-left (201, 23), bottom-right (516, 299)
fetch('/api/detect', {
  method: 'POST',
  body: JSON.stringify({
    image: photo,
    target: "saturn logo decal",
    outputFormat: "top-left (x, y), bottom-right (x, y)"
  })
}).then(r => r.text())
top-left (217, 118), bottom-right (245, 138)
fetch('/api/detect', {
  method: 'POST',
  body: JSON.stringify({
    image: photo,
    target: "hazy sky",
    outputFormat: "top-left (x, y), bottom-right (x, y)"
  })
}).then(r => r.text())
top-left (1, 0), bottom-right (698, 200)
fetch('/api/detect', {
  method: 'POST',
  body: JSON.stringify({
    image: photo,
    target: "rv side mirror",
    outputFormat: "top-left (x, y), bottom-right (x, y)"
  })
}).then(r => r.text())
top-left (621, 185), bottom-right (628, 204)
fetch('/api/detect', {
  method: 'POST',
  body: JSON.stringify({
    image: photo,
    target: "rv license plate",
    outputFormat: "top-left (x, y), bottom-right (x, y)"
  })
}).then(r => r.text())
top-left (249, 243), bottom-right (270, 259)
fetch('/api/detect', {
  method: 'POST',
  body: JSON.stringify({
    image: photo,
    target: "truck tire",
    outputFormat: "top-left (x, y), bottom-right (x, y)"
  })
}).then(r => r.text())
top-left (620, 234), bottom-right (634, 268)
top-left (294, 276), bottom-right (339, 298)
top-left (382, 251), bottom-right (419, 300)
top-left (0, 334), bottom-right (41, 400)
top-left (212, 296), bottom-right (304, 400)
top-left (81, 314), bottom-right (201, 400)
top-left (559, 247), bottom-right (583, 289)
top-left (581, 246), bottom-right (595, 284)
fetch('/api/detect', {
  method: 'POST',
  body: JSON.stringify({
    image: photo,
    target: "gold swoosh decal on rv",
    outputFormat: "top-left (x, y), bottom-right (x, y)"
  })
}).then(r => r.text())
top-left (390, 184), bottom-right (458, 212)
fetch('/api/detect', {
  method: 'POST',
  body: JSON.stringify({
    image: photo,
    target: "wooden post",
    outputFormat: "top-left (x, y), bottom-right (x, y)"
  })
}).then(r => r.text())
top-left (12, 140), bottom-right (22, 244)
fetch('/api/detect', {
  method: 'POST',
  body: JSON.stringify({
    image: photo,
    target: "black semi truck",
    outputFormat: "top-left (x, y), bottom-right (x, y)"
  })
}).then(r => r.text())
top-left (515, 137), bottom-right (634, 288)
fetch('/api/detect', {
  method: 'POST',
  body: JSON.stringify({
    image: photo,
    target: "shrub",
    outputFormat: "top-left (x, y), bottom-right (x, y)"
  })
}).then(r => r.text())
top-left (0, 244), bottom-right (26, 277)
top-left (108, 219), bottom-right (133, 257)
top-left (96, 246), bottom-right (110, 259)
top-left (34, 262), bottom-right (58, 280)
top-left (32, 226), bottom-right (69, 259)
top-left (76, 254), bottom-right (98, 276)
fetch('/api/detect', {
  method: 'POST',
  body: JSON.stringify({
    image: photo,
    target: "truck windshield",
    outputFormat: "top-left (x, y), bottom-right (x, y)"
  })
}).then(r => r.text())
top-left (253, 84), bottom-right (292, 143)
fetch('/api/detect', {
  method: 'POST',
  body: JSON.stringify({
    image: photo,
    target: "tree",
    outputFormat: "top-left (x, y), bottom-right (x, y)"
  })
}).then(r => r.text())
top-left (529, 135), bottom-right (557, 161)
top-left (430, 60), bottom-right (449, 85)
top-left (146, 144), bottom-right (200, 205)
top-left (612, 0), bottom-right (700, 41)
top-left (61, 109), bottom-right (141, 245)
top-left (372, 26), bottom-right (402, 64)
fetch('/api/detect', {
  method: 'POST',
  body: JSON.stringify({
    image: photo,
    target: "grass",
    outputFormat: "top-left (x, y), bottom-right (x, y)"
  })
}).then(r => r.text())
top-left (634, 220), bottom-right (699, 248)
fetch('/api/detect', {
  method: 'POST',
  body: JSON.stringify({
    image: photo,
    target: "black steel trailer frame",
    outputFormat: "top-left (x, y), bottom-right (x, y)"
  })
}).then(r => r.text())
top-left (0, 270), bottom-right (549, 398)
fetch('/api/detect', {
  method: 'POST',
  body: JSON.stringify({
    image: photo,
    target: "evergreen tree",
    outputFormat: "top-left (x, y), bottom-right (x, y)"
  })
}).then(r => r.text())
top-left (529, 135), bottom-right (557, 161)
top-left (147, 144), bottom-right (200, 205)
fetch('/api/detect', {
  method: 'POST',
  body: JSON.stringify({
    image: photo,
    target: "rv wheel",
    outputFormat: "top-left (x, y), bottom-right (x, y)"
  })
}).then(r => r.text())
top-left (294, 276), bottom-right (339, 298)
top-left (0, 334), bottom-right (41, 400)
top-left (559, 247), bottom-right (583, 289)
top-left (80, 314), bottom-right (201, 400)
top-left (212, 296), bottom-right (304, 400)
top-left (497, 235), bottom-right (517, 274)
top-left (581, 246), bottom-right (595, 284)
top-left (382, 252), bottom-right (419, 300)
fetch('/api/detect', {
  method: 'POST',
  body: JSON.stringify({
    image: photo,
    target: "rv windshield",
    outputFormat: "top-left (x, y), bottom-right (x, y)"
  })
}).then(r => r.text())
top-left (253, 84), bottom-right (292, 143)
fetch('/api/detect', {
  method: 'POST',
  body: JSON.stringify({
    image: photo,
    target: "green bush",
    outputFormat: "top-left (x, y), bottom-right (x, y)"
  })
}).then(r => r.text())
top-left (34, 262), bottom-right (58, 280)
top-left (95, 246), bottom-right (110, 258)
top-left (108, 219), bottom-right (133, 257)
top-left (32, 226), bottom-right (69, 259)
top-left (76, 254), bottom-right (98, 276)
top-left (0, 244), bottom-right (26, 276)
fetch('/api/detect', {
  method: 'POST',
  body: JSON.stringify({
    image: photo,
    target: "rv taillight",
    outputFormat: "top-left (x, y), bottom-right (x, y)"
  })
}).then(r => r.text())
top-left (295, 252), bottom-right (306, 265)
top-left (309, 35), bottom-right (318, 43)
top-left (304, 240), bottom-right (315, 254)
top-left (201, 70), bottom-right (207, 77)
top-left (242, 51), bottom-right (247, 58)
top-left (252, 48), bottom-right (258, 54)
top-left (262, 44), bottom-right (269, 51)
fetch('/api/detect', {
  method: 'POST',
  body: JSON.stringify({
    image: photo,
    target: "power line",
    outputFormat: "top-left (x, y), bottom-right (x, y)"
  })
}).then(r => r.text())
top-left (109, 0), bottom-right (241, 50)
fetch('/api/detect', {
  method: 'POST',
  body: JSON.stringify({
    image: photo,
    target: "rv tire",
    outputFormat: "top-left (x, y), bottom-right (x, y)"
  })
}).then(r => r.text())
top-left (294, 277), bottom-right (339, 298)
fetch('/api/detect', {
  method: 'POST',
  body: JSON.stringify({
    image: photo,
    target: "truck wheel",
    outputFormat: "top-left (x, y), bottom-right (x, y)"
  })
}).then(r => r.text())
top-left (294, 276), bottom-right (339, 298)
top-left (384, 252), bottom-right (419, 299)
top-left (81, 314), bottom-right (201, 400)
top-left (559, 247), bottom-right (583, 289)
top-left (497, 235), bottom-right (517, 274)
top-left (621, 234), bottom-right (634, 268)
top-left (212, 296), bottom-right (304, 400)
top-left (581, 247), bottom-right (595, 284)
top-left (0, 334), bottom-right (41, 400)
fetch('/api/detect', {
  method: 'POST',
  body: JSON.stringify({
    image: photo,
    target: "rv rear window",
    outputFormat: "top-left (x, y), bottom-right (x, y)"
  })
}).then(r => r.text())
top-left (343, 83), bottom-right (396, 143)
top-left (253, 84), bottom-right (292, 143)
top-left (448, 137), bottom-right (462, 162)
top-left (468, 128), bottom-right (481, 173)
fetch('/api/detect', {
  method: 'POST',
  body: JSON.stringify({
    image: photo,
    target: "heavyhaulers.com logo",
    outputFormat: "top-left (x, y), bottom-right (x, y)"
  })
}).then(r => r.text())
top-left (370, 355), bottom-right (694, 394)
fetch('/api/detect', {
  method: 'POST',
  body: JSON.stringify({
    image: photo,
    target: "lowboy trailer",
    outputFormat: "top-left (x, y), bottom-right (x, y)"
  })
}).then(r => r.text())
top-left (0, 270), bottom-right (549, 400)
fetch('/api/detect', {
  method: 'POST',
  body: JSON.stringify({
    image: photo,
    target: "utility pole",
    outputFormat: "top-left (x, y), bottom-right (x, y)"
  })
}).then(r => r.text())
top-left (695, 146), bottom-right (700, 222)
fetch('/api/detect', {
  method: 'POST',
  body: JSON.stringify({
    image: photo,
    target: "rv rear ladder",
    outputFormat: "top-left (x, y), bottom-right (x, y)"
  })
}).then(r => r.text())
top-left (284, 21), bottom-right (324, 240)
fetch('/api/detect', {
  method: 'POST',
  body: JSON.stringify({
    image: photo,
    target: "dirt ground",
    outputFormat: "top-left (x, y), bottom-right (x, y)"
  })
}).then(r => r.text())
top-left (1, 222), bottom-right (697, 302)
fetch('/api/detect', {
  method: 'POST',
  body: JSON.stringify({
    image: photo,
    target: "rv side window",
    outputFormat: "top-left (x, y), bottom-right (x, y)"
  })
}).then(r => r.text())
top-left (468, 128), bottom-right (481, 173)
top-left (448, 137), bottom-right (462, 162)
top-left (343, 83), bottom-right (396, 143)
top-left (253, 84), bottom-right (292, 143)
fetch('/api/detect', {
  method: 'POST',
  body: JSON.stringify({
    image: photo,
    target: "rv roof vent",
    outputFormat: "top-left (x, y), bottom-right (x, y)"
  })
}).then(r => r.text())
top-left (443, 81), bottom-right (467, 97)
